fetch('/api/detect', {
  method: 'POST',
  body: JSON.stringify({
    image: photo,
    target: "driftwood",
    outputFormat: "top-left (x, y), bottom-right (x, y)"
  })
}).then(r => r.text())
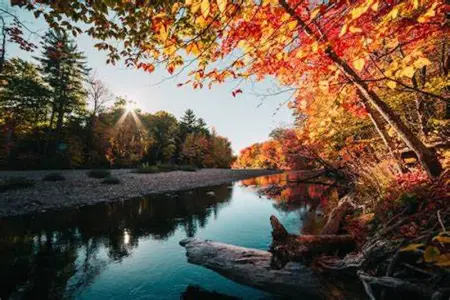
top-left (270, 215), bottom-right (355, 267)
top-left (179, 238), bottom-right (325, 299)
top-left (179, 194), bottom-right (359, 297)
top-left (179, 220), bottom-right (392, 299)
top-left (320, 193), bottom-right (353, 235)
top-left (269, 193), bottom-right (355, 267)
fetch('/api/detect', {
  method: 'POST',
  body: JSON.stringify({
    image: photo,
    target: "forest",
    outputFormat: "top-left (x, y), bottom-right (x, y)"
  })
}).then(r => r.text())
top-left (1, 0), bottom-right (449, 299)
top-left (0, 32), bottom-right (234, 169)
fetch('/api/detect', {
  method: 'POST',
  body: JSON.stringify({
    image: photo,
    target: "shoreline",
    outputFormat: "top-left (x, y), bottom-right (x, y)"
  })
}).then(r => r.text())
top-left (0, 168), bottom-right (281, 218)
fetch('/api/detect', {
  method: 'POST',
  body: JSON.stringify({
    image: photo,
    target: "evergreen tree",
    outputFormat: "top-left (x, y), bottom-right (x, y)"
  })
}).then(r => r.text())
top-left (179, 109), bottom-right (197, 134)
top-left (195, 118), bottom-right (209, 136)
top-left (0, 58), bottom-right (50, 166)
top-left (36, 30), bottom-right (89, 136)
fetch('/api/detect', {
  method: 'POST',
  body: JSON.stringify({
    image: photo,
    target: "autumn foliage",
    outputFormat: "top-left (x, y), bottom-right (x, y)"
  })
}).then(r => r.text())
top-left (234, 128), bottom-right (315, 169)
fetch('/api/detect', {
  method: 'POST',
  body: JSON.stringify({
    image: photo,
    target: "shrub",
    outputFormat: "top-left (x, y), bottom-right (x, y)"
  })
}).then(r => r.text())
top-left (177, 165), bottom-right (198, 172)
top-left (157, 164), bottom-right (176, 171)
top-left (101, 176), bottom-right (121, 184)
top-left (87, 169), bottom-right (111, 178)
top-left (135, 163), bottom-right (160, 174)
top-left (43, 172), bottom-right (66, 181)
top-left (0, 177), bottom-right (35, 193)
top-left (158, 164), bottom-right (197, 172)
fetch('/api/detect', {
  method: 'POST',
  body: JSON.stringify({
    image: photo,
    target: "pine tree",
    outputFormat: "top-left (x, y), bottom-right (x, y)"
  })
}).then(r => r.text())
top-left (36, 30), bottom-right (89, 136)
top-left (195, 118), bottom-right (209, 136)
top-left (179, 109), bottom-right (197, 134)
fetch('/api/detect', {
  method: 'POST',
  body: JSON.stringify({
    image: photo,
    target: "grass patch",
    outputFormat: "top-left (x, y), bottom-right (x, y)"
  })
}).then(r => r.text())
top-left (0, 177), bottom-right (35, 193)
top-left (176, 165), bottom-right (198, 172)
top-left (135, 163), bottom-right (160, 174)
top-left (101, 176), bottom-right (121, 185)
top-left (134, 163), bottom-right (198, 174)
top-left (43, 172), bottom-right (66, 181)
top-left (158, 164), bottom-right (198, 172)
top-left (87, 169), bottom-right (111, 178)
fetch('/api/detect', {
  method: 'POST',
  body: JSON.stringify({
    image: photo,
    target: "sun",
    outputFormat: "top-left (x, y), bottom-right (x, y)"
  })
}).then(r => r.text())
top-left (125, 101), bottom-right (137, 113)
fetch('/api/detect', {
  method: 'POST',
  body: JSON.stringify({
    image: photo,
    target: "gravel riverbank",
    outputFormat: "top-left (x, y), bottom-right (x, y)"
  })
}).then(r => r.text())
top-left (0, 169), bottom-right (280, 218)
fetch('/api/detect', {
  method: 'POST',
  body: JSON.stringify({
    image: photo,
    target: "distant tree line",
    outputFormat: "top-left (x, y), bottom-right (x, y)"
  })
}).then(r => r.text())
top-left (234, 128), bottom-right (315, 170)
top-left (0, 31), bottom-right (234, 169)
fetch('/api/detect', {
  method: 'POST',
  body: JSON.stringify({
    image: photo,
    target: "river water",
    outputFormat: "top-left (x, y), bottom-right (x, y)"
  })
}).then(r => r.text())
top-left (0, 171), bottom-right (329, 299)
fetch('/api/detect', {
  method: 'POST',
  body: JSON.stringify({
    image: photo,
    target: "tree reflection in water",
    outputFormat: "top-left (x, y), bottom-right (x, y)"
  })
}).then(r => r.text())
top-left (0, 184), bottom-right (232, 299)
top-left (241, 171), bottom-right (337, 235)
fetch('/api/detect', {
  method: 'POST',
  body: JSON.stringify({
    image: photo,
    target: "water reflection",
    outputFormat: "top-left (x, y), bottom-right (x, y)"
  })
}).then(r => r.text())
top-left (241, 171), bottom-right (335, 235)
top-left (0, 172), bottom-right (335, 299)
top-left (0, 185), bottom-right (232, 299)
top-left (241, 171), bottom-right (331, 205)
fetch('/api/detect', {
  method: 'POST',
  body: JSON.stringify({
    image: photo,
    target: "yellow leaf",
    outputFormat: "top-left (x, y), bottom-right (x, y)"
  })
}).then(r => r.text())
top-left (387, 81), bottom-right (397, 89)
top-left (319, 80), bottom-right (329, 92)
top-left (185, 0), bottom-right (192, 6)
top-left (217, 0), bottom-right (227, 13)
top-left (413, 0), bottom-right (419, 9)
top-left (295, 49), bottom-right (305, 59)
top-left (433, 233), bottom-right (450, 244)
top-left (399, 243), bottom-right (424, 252)
top-left (351, 6), bottom-right (368, 19)
top-left (418, 3), bottom-right (437, 22)
top-left (402, 66), bottom-right (415, 78)
top-left (287, 20), bottom-right (297, 31)
top-left (191, 0), bottom-right (201, 13)
top-left (435, 254), bottom-right (450, 267)
top-left (424, 246), bottom-right (440, 263)
top-left (201, 0), bottom-right (210, 18)
top-left (413, 57), bottom-right (432, 69)
top-left (281, 13), bottom-right (292, 22)
top-left (371, 1), bottom-right (379, 11)
top-left (311, 42), bottom-right (318, 53)
top-left (237, 40), bottom-right (251, 52)
top-left (158, 24), bottom-right (168, 41)
top-left (310, 7), bottom-right (321, 20)
top-left (353, 58), bottom-right (365, 71)
top-left (349, 26), bottom-right (362, 33)
top-left (339, 24), bottom-right (348, 37)
top-left (389, 7), bottom-right (399, 19)
top-left (186, 42), bottom-right (201, 56)
top-left (164, 45), bottom-right (177, 56)
top-left (195, 15), bottom-right (207, 26)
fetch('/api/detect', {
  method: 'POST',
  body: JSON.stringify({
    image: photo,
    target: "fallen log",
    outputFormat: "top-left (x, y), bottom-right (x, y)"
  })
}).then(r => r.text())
top-left (270, 215), bottom-right (355, 267)
top-left (179, 238), bottom-right (325, 299)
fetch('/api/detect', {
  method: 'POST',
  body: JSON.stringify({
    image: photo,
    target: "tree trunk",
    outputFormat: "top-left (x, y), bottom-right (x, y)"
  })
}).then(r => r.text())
top-left (320, 194), bottom-right (353, 235)
top-left (412, 68), bottom-right (429, 139)
top-left (358, 93), bottom-right (406, 174)
top-left (278, 0), bottom-right (443, 179)
top-left (0, 16), bottom-right (6, 74)
top-left (326, 49), bottom-right (442, 179)
top-left (179, 238), bottom-right (326, 299)
top-left (55, 98), bottom-right (65, 135)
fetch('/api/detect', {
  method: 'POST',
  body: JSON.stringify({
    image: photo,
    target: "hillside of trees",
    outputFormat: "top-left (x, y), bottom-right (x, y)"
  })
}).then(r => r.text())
top-left (0, 31), bottom-right (234, 169)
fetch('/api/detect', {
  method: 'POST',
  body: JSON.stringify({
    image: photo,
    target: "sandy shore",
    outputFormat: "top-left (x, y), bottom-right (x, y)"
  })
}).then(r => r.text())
top-left (0, 168), bottom-right (280, 218)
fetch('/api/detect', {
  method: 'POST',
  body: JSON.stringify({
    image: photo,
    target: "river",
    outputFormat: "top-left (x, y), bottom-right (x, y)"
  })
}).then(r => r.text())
top-left (0, 171), bottom-right (330, 299)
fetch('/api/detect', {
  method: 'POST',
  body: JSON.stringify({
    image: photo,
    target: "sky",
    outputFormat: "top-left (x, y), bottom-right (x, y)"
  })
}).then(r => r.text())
top-left (4, 2), bottom-right (294, 154)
